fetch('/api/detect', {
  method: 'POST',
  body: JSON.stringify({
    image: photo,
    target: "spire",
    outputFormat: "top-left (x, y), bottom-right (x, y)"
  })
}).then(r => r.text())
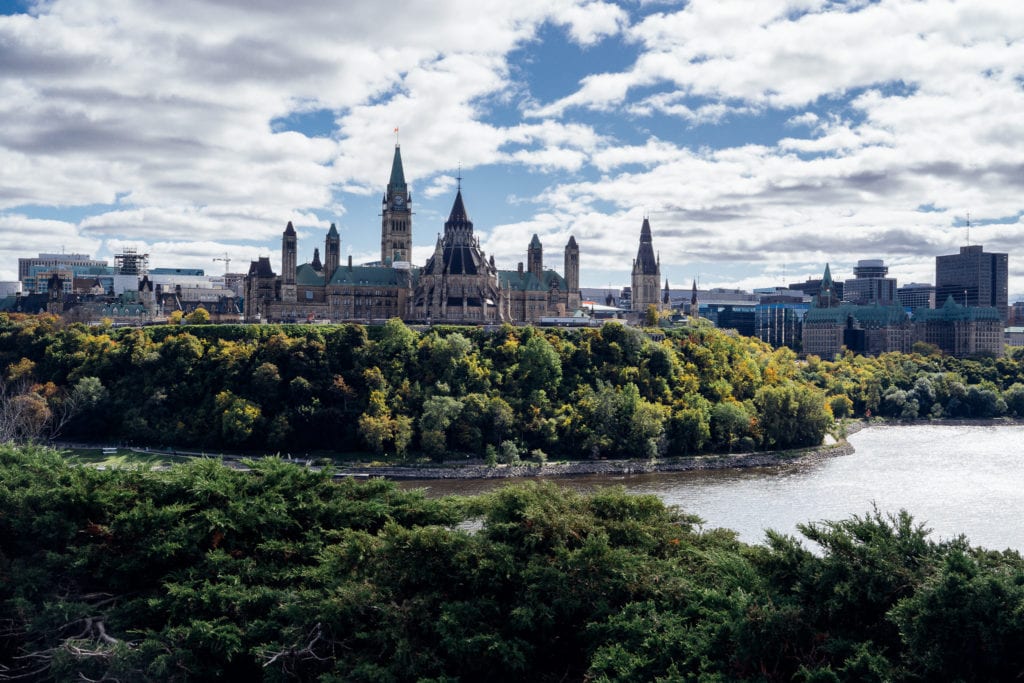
top-left (529, 234), bottom-right (542, 249)
top-left (327, 222), bottom-right (339, 237)
top-left (816, 263), bottom-right (837, 308)
top-left (284, 221), bottom-right (296, 236)
top-left (447, 190), bottom-right (469, 226)
top-left (311, 248), bottom-right (322, 271)
top-left (633, 217), bottom-right (658, 275)
top-left (691, 279), bottom-right (698, 304)
top-left (388, 144), bottom-right (406, 192)
top-left (567, 235), bottom-right (578, 248)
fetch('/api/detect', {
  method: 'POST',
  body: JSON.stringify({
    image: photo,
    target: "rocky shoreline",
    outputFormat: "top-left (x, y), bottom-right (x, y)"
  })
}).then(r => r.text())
top-left (334, 432), bottom-right (857, 481)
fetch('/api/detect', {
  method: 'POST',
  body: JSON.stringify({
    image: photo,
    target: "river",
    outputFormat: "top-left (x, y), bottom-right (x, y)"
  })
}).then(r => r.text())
top-left (401, 424), bottom-right (1024, 551)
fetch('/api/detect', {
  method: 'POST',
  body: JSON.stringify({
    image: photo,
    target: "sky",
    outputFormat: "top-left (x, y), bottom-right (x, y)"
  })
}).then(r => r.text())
top-left (1, 0), bottom-right (1023, 297)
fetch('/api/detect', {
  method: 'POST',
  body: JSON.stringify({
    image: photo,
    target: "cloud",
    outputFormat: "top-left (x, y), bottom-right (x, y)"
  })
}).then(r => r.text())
top-left (3, 0), bottom-right (1024, 299)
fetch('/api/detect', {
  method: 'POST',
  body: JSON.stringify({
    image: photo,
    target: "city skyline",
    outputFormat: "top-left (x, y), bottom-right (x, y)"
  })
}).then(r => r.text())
top-left (1, 0), bottom-right (1023, 296)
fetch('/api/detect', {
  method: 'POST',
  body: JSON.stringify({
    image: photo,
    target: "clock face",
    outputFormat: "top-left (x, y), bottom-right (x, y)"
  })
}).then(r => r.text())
top-left (393, 195), bottom-right (405, 208)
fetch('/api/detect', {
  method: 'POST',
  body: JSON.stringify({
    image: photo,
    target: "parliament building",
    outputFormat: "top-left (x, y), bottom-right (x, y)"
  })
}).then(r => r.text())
top-left (244, 144), bottom-right (582, 324)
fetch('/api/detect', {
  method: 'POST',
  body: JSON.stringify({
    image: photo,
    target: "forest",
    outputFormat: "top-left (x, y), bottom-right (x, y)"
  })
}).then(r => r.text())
top-left (2, 444), bottom-right (1023, 682)
top-left (3, 313), bottom-right (1024, 460)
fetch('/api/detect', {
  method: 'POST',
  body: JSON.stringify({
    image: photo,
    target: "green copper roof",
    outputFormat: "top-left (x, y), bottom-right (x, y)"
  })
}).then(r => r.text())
top-left (296, 263), bottom-right (323, 285)
top-left (805, 303), bottom-right (908, 326)
top-left (327, 222), bottom-right (339, 237)
top-left (498, 269), bottom-right (568, 292)
top-left (913, 296), bottom-right (1002, 322)
top-left (389, 145), bottom-right (406, 191)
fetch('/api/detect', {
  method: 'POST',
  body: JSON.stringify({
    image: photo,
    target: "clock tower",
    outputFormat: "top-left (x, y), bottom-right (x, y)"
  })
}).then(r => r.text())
top-left (381, 144), bottom-right (412, 265)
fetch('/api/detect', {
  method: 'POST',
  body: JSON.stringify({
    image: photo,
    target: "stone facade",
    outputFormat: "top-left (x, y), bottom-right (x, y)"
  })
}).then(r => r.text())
top-left (631, 217), bottom-right (661, 312)
top-left (802, 265), bottom-right (1003, 359)
top-left (244, 144), bottom-right (582, 325)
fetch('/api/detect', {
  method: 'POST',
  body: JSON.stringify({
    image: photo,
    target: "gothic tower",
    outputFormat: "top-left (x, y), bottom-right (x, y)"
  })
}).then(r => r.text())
top-left (689, 280), bottom-right (699, 318)
top-left (815, 263), bottom-right (840, 308)
top-left (381, 144), bottom-right (412, 265)
top-left (528, 234), bottom-right (543, 280)
top-left (281, 221), bottom-right (297, 302)
top-left (325, 222), bottom-right (340, 283)
top-left (564, 235), bottom-right (580, 310)
top-left (631, 217), bottom-right (660, 311)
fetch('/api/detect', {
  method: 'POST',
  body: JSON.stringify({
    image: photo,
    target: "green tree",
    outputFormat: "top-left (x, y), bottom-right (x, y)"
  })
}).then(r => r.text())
top-left (710, 401), bottom-right (749, 452)
top-left (419, 395), bottom-right (464, 460)
top-left (754, 382), bottom-right (832, 449)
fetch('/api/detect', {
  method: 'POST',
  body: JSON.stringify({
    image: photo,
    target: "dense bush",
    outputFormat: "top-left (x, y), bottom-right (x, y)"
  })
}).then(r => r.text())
top-left (2, 446), bottom-right (1023, 681)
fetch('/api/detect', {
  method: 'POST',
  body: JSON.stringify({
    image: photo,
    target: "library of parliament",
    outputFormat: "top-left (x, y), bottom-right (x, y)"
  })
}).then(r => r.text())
top-left (244, 144), bottom-right (664, 324)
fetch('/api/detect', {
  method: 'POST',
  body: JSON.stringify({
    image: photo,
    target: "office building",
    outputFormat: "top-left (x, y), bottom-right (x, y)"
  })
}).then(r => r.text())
top-left (935, 245), bottom-right (1008, 320)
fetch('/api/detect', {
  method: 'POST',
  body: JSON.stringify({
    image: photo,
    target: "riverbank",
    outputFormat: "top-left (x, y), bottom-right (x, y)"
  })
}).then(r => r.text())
top-left (334, 434), bottom-right (856, 480)
top-left (333, 416), bottom-right (1024, 480)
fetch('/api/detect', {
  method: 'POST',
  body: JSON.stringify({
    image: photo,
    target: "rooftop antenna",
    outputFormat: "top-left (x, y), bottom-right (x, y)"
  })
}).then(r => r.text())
top-left (456, 163), bottom-right (462, 191)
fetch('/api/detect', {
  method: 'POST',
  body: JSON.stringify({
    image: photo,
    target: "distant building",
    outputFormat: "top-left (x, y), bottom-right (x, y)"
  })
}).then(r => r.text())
top-left (1007, 301), bottom-right (1024, 326)
top-left (630, 218), bottom-right (661, 312)
top-left (18, 253), bottom-right (106, 283)
top-left (755, 293), bottom-right (810, 350)
top-left (802, 264), bottom-right (911, 357)
top-left (913, 296), bottom-right (1004, 357)
top-left (1005, 326), bottom-right (1024, 348)
top-left (897, 282), bottom-right (936, 311)
top-left (935, 245), bottom-right (1008, 320)
top-left (802, 264), bottom-right (1003, 359)
top-left (245, 143), bottom-right (580, 324)
top-left (844, 259), bottom-right (896, 306)
top-left (788, 276), bottom-right (843, 301)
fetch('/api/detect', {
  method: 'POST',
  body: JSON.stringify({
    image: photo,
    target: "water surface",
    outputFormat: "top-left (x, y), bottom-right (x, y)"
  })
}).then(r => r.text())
top-left (403, 425), bottom-right (1024, 551)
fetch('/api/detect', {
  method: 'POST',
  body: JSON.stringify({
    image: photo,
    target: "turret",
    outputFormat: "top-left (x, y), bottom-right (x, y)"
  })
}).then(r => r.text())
top-left (325, 222), bottom-right (340, 282)
top-left (528, 234), bottom-right (543, 280)
top-left (281, 221), bottom-right (297, 302)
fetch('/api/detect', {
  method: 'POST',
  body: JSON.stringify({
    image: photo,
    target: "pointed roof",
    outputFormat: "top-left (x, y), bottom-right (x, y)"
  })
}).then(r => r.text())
top-left (529, 234), bottom-right (542, 249)
top-left (566, 235), bottom-right (578, 249)
top-left (634, 217), bottom-right (659, 275)
top-left (822, 263), bottom-right (833, 288)
top-left (284, 221), bottom-right (296, 236)
top-left (446, 190), bottom-right (470, 227)
top-left (311, 248), bottom-right (323, 271)
top-left (691, 279), bottom-right (698, 304)
top-left (327, 222), bottom-right (339, 238)
top-left (388, 144), bottom-right (406, 191)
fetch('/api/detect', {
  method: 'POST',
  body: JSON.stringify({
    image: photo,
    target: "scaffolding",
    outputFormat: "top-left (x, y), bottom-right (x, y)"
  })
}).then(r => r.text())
top-left (115, 248), bottom-right (149, 276)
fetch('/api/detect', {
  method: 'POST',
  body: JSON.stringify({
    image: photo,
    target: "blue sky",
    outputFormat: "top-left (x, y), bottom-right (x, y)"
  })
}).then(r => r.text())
top-left (2, 0), bottom-right (1024, 296)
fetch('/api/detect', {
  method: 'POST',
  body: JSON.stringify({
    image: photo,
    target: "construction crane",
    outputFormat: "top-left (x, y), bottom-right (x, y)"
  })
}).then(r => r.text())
top-left (213, 253), bottom-right (232, 275)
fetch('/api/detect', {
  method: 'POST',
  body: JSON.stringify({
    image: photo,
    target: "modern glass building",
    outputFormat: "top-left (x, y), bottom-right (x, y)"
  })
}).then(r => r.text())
top-left (935, 245), bottom-right (1008, 320)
